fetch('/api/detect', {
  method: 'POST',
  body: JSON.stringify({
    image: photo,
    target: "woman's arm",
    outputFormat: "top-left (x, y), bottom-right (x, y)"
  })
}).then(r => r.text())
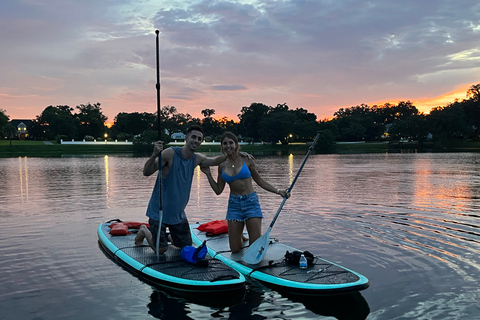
top-left (200, 165), bottom-right (226, 195)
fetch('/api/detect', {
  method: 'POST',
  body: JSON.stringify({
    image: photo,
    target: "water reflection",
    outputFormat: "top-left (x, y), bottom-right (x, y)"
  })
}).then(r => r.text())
top-left (18, 157), bottom-right (29, 202)
top-left (1, 153), bottom-right (479, 319)
top-left (288, 153), bottom-right (294, 183)
top-left (104, 155), bottom-right (110, 208)
top-left (146, 283), bottom-right (370, 320)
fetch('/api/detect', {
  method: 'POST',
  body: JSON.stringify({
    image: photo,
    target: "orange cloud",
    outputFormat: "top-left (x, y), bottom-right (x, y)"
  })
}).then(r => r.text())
top-left (411, 85), bottom-right (471, 114)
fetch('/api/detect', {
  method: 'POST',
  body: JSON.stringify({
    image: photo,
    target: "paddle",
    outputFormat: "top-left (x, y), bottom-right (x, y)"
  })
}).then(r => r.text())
top-left (242, 131), bottom-right (322, 264)
top-left (155, 30), bottom-right (163, 258)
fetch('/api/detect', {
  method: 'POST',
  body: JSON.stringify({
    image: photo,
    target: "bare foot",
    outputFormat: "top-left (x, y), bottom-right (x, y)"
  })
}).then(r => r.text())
top-left (242, 235), bottom-right (249, 242)
top-left (134, 234), bottom-right (144, 246)
top-left (134, 225), bottom-right (148, 246)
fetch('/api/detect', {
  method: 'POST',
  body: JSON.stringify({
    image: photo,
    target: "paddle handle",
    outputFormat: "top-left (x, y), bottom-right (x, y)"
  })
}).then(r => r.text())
top-left (268, 132), bottom-right (321, 228)
top-left (155, 30), bottom-right (163, 258)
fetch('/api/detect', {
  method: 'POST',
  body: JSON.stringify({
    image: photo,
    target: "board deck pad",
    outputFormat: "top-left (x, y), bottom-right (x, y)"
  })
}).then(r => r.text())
top-left (191, 223), bottom-right (369, 295)
top-left (98, 222), bottom-right (245, 296)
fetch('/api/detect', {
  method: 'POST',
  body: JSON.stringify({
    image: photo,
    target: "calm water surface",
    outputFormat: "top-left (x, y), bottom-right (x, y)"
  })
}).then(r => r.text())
top-left (0, 153), bottom-right (479, 319)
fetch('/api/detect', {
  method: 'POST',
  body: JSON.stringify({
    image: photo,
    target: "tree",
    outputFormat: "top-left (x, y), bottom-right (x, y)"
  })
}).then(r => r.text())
top-left (238, 103), bottom-right (270, 141)
top-left (201, 108), bottom-right (222, 137)
top-left (3, 123), bottom-right (16, 146)
top-left (259, 104), bottom-right (293, 144)
top-left (218, 117), bottom-right (239, 135)
top-left (201, 108), bottom-right (215, 118)
top-left (291, 108), bottom-right (318, 142)
top-left (76, 102), bottom-right (107, 139)
top-left (33, 105), bottom-right (78, 140)
top-left (314, 129), bottom-right (336, 153)
top-left (0, 109), bottom-right (9, 130)
top-left (467, 83), bottom-right (480, 102)
top-left (159, 105), bottom-right (194, 137)
top-left (464, 83), bottom-right (480, 137)
top-left (388, 114), bottom-right (428, 142)
top-left (427, 102), bottom-right (470, 141)
top-left (112, 112), bottom-right (155, 140)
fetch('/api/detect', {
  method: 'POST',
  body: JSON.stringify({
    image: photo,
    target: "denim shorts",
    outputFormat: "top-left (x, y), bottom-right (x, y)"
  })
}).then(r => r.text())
top-left (226, 192), bottom-right (263, 222)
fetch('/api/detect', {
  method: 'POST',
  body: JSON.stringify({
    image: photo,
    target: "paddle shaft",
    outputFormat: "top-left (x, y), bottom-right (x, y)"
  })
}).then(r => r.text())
top-left (155, 30), bottom-right (163, 258)
top-left (242, 132), bottom-right (322, 264)
top-left (267, 132), bottom-right (321, 229)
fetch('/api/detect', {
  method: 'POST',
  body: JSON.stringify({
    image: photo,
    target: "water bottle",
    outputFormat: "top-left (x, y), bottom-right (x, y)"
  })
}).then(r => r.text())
top-left (299, 254), bottom-right (308, 269)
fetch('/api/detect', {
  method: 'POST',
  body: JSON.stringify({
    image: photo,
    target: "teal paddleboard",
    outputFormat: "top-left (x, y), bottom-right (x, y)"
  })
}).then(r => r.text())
top-left (191, 223), bottom-right (369, 295)
top-left (97, 221), bottom-right (246, 299)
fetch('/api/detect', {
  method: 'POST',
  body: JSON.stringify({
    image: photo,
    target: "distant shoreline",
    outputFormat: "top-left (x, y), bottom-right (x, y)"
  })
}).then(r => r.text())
top-left (1, 140), bottom-right (479, 158)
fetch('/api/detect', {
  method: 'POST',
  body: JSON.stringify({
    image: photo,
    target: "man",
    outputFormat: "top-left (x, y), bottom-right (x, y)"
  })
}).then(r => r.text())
top-left (135, 125), bottom-right (232, 254)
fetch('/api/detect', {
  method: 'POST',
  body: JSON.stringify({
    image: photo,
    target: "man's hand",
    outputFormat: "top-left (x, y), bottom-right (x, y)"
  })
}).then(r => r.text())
top-left (239, 151), bottom-right (254, 160)
top-left (152, 141), bottom-right (164, 156)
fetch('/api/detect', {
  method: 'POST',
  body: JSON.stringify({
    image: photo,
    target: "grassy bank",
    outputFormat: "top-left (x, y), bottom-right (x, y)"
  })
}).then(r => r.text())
top-left (0, 140), bottom-right (138, 157)
top-left (1, 139), bottom-right (479, 158)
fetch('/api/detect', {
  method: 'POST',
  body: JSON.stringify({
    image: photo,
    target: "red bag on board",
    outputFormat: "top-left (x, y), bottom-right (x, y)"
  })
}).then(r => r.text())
top-left (109, 222), bottom-right (129, 236)
top-left (108, 221), bottom-right (149, 236)
top-left (197, 220), bottom-right (228, 235)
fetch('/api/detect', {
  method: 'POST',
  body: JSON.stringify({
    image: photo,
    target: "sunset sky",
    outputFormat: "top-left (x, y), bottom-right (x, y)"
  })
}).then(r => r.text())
top-left (1, 0), bottom-right (479, 123)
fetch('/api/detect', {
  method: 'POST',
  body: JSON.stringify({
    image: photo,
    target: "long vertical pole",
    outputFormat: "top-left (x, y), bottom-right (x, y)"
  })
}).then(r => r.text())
top-left (156, 30), bottom-right (161, 140)
top-left (155, 30), bottom-right (163, 258)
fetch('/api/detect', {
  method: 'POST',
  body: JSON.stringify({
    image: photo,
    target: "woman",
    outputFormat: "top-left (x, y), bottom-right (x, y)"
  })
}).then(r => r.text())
top-left (200, 132), bottom-right (289, 253)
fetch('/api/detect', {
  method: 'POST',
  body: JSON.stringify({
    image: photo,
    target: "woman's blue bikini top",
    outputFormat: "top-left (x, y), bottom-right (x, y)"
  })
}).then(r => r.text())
top-left (222, 161), bottom-right (252, 184)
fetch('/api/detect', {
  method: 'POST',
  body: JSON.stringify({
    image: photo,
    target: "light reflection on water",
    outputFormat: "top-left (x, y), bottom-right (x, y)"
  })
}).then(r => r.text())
top-left (0, 153), bottom-right (479, 319)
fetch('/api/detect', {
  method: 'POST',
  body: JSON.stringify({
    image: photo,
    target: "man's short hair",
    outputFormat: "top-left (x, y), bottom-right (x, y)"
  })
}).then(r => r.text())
top-left (186, 125), bottom-right (204, 135)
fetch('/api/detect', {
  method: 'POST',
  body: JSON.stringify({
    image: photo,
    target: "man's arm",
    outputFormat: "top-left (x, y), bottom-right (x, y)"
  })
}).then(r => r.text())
top-left (143, 141), bottom-right (169, 176)
top-left (196, 153), bottom-right (227, 167)
top-left (196, 151), bottom-right (253, 167)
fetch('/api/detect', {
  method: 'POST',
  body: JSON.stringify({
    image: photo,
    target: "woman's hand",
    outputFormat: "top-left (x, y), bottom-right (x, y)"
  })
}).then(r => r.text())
top-left (200, 166), bottom-right (211, 175)
top-left (277, 188), bottom-right (290, 198)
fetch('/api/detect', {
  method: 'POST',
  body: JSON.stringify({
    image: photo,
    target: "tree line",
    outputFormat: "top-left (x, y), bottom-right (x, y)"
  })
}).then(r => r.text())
top-left (2, 84), bottom-right (479, 147)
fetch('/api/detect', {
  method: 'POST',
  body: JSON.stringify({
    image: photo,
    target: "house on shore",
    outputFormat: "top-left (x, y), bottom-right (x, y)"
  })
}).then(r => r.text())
top-left (11, 119), bottom-right (33, 140)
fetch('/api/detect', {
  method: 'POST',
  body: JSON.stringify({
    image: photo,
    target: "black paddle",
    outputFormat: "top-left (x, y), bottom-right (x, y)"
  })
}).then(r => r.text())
top-left (242, 132), bottom-right (322, 264)
top-left (155, 30), bottom-right (163, 258)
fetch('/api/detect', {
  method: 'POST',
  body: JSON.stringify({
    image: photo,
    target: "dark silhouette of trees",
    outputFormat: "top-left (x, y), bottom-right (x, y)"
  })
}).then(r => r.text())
top-left (238, 103), bottom-right (270, 141)
top-left (76, 102), bottom-right (108, 140)
top-left (111, 112), bottom-right (156, 140)
top-left (5, 82), bottom-right (479, 147)
top-left (201, 108), bottom-right (222, 139)
top-left (30, 105), bottom-right (78, 140)
top-left (159, 105), bottom-right (195, 137)
top-left (0, 109), bottom-right (9, 130)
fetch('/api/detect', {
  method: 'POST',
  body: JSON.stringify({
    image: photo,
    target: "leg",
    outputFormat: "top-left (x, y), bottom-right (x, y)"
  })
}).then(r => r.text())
top-left (168, 220), bottom-right (192, 249)
top-left (228, 220), bottom-right (245, 253)
top-left (245, 217), bottom-right (262, 245)
top-left (134, 225), bottom-right (151, 246)
top-left (145, 218), bottom-right (169, 254)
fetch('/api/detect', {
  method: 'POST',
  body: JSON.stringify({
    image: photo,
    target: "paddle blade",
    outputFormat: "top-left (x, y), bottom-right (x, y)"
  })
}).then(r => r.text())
top-left (242, 229), bottom-right (271, 264)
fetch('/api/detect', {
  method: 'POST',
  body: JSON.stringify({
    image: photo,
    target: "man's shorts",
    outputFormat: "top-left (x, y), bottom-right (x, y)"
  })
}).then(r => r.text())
top-left (226, 192), bottom-right (263, 222)
top-left (148, 218), bottom-right (192, 249)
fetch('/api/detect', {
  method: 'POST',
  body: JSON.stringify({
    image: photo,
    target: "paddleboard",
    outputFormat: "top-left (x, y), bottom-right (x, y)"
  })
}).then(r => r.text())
top-left (97, 221), bottom-right (246, 299)
top-left (191, 223), bottom-right (369, 295)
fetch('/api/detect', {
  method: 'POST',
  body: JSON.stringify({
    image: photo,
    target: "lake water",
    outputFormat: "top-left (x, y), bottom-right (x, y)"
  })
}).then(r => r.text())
top-left (0, 152), bottom-right (479, 320)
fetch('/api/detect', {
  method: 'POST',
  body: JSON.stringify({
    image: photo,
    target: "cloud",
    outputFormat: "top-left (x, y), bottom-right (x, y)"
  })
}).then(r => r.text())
top-left (1, 0), bottom-right (479, 121)
top-left (211, 85), bottom-right (247, 91)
